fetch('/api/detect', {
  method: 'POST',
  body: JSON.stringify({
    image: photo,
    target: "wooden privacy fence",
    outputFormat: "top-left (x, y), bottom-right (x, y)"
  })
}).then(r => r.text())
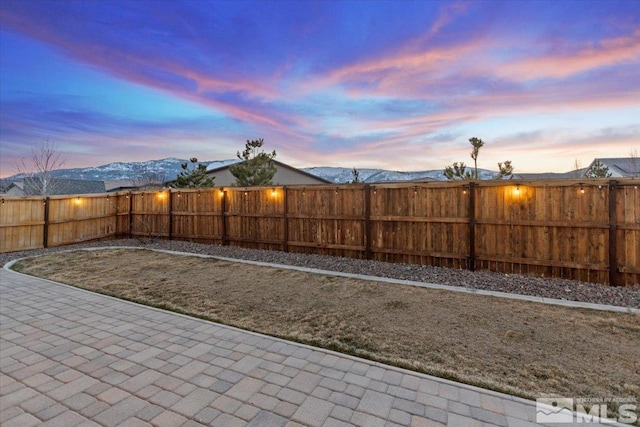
top-left (1, 179), bottom-right (638, 286)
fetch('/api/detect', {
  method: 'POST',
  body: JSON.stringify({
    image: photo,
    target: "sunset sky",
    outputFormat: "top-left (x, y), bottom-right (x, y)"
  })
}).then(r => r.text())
top-left (1, 0), bottom-right (638, 178)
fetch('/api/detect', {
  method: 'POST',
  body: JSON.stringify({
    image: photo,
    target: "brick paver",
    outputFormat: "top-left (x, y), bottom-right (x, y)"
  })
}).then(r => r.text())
top-left (0, 267), bottom-right (591, 426)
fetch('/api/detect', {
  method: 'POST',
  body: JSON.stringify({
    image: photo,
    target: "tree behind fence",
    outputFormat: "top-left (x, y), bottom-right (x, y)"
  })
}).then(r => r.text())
top-left (1, 179), bottom-right (638, 286)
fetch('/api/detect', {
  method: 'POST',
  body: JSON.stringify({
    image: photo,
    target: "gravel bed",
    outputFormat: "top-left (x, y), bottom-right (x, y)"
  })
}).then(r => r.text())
top-left (2, 238), bottom-right (638, 309)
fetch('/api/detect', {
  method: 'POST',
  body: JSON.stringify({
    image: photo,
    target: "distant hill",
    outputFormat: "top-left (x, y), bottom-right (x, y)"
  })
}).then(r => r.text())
top-left (2, 158), bottom-right (504, 184)
top-left (304, 166), bottom-right (498, 183)
top-left (3, 158), bottom-right (237, 183)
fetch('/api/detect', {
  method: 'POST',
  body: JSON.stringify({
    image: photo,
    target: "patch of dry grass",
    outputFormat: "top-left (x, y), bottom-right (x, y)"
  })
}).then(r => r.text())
top-left (12, 248), bottom-right (640, 403)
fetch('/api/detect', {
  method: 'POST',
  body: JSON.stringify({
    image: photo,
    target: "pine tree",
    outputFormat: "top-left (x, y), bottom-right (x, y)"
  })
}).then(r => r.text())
top-left (229, 139), bottom-right (277, 186)
top-left (496, 161), bottom-right (514, 179)
top-left (171, 158), bottom-right (216, 188)
top-left (443, 162), bottom-right (472, 180)
top-left (585, 160), bottom-right (612, 178)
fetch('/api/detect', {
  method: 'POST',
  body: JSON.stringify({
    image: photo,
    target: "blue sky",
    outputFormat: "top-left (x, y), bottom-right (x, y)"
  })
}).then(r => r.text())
top-left (1, 0), bottom-right (638, 177)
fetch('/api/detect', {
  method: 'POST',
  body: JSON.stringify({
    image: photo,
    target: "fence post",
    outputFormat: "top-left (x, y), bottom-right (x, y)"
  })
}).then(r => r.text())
top-left (43, 197), bottom-right (50, 248)
top-left (221, 188), bottom-right (228, 246)
top-left (283, 186), bottom-right (289, 252)
top-left (168, 190), bottom-right (173, 240)
top-left (608, 180), bottom-right (619, 286)
top-left (468, 182), bottom-right (476, 271)
top-left (128, 192), bottom-right (133, 238)
top-left (364, 184), bottom-right (372, 260)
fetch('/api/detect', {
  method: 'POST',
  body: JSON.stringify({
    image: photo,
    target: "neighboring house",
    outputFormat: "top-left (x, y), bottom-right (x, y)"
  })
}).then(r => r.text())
top-left (104, 180), bottom-right (155, 192)
top-left (512, 172), bottom-right (580, 180)
top-left (584, 158), bottom-right (640, 178)
top-left (513, 157), bottom-right (640, 180)
top-left (3, 178), bottom-right (106, 195)
top-left (205, 159), bottom-right (331, 186)
top-left (0, 180), bottom-right (11, 193)
top-left (377, 177), bottom-right (439, 184)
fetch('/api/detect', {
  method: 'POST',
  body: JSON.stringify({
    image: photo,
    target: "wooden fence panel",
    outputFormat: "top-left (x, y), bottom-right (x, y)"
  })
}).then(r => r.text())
top-left (616, 183), bottom-right (640, 286)
top-left (225, 187), bottom-right (285, 251)
top-left (172, 189), bottom-right (225, 243)
top-left (474, 182), bottom-right (609, 283)
top-left (47, 195), bottom-right (117, 247)
top-left (131, 190), bottom-right (170, 238)
top-left (0, 198), bottom-right (44, 252)
top-left (370, 184), bottom-right (469, 268)
top-left (286, 186), bottom-right (365, 258)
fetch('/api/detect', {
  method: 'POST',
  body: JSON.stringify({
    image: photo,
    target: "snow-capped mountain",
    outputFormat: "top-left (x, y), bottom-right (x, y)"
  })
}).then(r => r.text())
top-left (3, 158), bottom-right (235, 182)
top-left (2, 158), bottom-right (500, 184)
top-left (304, 166), bottom-right (498, 183)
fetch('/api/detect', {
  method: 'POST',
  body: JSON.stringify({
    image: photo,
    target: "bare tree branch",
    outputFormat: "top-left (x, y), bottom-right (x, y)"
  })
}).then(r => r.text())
top-left (14, 140), bottom-right (66, 195)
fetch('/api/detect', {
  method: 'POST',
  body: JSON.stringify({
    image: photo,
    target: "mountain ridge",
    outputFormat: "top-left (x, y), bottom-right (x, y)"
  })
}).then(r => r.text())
top-left (2, 157), bottom-right (503, 184)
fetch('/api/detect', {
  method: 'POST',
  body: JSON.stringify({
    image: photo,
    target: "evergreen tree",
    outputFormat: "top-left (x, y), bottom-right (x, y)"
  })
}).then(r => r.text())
top-left (229, 139), bottom-right (277, 186)
top-left (171, 158), bottom-right (216, 188)
top-left (585, 160), bottom-right (612, 178)
top-left (443, 162), bottom-right (472, 180)
top-left (496, 161), bottom-right (514, 179)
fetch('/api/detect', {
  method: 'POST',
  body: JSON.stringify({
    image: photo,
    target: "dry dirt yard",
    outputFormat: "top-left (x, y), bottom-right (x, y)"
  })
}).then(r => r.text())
top-left (12, 248), bottom-right (640, 404)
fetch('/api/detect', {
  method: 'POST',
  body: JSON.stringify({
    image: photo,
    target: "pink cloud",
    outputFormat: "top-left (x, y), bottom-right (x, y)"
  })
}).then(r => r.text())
top-left (0, 8), bottom-right (309, 140)
top-left (496, 29), bottom-right (640, 81)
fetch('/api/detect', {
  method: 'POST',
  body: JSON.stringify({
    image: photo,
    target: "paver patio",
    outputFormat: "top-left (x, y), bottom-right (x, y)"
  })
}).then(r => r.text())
top-left (0, 267), bottom-right (597, 426)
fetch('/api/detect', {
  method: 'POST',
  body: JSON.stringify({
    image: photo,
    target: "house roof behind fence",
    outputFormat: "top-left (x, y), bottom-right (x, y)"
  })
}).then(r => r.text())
top-left (590, 158), bottom-right (640, 177)
top-left (15, 178), bottom-right (106, 195)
